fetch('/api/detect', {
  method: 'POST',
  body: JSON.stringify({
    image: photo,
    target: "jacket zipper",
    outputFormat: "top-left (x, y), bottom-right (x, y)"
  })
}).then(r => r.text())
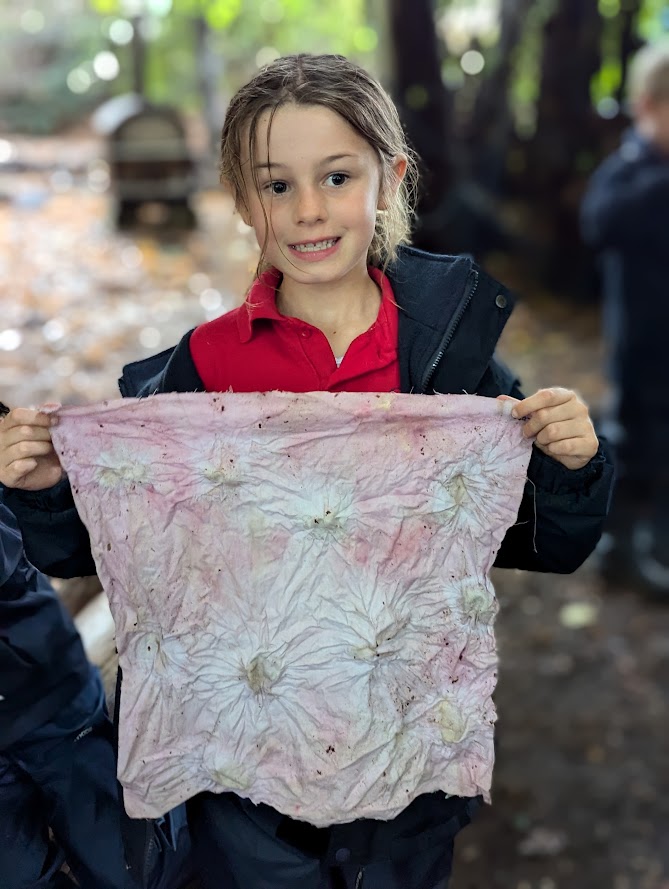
top-left (142, 823), bottom-right (156, 887)
top-left (419, 268), bottom-right (480, 394)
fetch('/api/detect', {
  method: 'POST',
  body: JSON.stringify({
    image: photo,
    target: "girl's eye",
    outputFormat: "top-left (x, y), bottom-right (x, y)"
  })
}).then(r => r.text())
top-left (326, 173), bottom-right (349, 187)
top-left (266, 181), bottom-right (288, 195)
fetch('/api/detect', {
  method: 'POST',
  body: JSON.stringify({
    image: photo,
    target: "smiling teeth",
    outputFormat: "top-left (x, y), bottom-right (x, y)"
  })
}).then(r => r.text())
top-left (292, 239), bottom-right (337, 253)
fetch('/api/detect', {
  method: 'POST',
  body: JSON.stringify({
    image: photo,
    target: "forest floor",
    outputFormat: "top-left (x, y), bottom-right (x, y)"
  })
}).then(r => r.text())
top-left (1, 131), bottom-right (667, 889)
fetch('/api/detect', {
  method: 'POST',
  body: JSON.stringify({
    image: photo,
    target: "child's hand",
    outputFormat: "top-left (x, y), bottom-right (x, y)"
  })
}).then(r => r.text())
top-left (498, 388), bottom-right (599, 470)
top-left (0, 407), bottom-right (64, 490)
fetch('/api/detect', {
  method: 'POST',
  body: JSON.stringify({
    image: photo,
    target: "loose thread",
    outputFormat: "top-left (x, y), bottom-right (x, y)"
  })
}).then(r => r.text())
top-left (431, 388), bottom-right (474, 396)
top-left (509, 479), bottom-right (538, 553)
top-left (527, 475), bottom-right (538, 553)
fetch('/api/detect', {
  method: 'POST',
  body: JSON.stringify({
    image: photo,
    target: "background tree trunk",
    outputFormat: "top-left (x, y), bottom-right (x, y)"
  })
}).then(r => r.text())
top-left (388, 0), bottom-right (456, 253)
top-left (131, 16), bottom-right (146, 98)
top-left (517, 0), bottom-right (605, 293)
top-left (194, 16), bottom-right (226, 160)
top-left (466, 0), bottom-right (537, 193)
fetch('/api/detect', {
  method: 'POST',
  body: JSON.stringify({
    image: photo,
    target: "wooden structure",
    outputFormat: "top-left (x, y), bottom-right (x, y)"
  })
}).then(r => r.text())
top-left (92, 93), bottom-right (198, 230)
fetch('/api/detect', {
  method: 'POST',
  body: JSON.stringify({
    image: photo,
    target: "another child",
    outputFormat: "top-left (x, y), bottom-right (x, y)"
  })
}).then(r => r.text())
top-left (581, 40), bottom-right (669, 598)
top-left (0, 403), bottom-right (191, 889)
top-left (0, 404), bottom-right (136, 889)
top-left (1, 55), bottom-right (613, 889)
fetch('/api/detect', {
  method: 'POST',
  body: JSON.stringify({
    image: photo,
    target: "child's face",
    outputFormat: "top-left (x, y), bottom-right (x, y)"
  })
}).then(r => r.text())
top-left (238, 103), bottom-right (404, 292)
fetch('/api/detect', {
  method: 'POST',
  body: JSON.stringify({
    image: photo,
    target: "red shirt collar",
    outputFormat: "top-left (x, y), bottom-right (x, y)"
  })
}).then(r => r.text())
top-left (236, 267), bottom-right (395, 344)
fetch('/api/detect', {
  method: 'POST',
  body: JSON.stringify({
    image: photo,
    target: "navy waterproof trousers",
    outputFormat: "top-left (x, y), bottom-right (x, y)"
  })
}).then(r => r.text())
top-left (187, 790), bottom-right (477, 889)
top-left (0, 669), bottom-right (137, 889)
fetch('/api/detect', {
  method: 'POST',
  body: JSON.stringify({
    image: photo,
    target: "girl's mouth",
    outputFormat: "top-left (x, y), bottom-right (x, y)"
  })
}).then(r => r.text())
top-left (289, 237), bottom-right (340, 254)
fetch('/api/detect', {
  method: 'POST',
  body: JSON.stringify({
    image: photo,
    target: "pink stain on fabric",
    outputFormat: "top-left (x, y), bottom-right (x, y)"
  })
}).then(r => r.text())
top-left (51, 391), bottom-right (532, 824)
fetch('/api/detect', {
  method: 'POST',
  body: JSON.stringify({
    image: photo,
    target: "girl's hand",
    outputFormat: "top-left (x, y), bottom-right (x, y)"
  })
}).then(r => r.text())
top-left (498, 388), bottom-right (599, 471)
top-left (0, 407), bottom-right (64, 490)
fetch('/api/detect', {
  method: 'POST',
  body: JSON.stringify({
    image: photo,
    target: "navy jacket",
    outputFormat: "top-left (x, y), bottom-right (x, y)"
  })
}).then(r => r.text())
top-left (1, 246), bottom-right (613, 863)
top-left (581, 130), bottom-right (669, 369)
top-left (0, 498), bottom-right (91, 749)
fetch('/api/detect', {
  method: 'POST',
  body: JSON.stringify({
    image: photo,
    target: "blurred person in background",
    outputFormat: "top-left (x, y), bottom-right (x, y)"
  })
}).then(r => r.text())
top-left (581, 39), bottom-right (669, 600)
top-left (0, 399), bottom-right (191, 889)
top-left (0, 402), bottom-right (136, 889)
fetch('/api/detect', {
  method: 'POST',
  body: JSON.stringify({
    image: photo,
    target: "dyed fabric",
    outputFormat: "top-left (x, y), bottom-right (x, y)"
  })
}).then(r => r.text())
top-left (51, 392), bottom-right (532, 825)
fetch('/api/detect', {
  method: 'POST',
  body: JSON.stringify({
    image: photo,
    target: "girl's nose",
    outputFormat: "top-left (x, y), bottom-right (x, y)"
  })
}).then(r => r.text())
top-left (294, 187), bottom-right (327, 224)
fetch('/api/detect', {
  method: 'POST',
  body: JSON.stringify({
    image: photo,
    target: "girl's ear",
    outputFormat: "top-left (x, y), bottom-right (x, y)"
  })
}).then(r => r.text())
top-left (377, 154), bottom-right (408, 211)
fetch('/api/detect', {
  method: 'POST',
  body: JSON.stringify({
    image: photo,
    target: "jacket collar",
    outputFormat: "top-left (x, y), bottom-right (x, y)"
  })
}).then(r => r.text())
top-left (119, 246), bottom-right (514, 398)
top-left (236, 266), bottom-right (392, 344)
top-left (388, 246), bottom-right (514, 394)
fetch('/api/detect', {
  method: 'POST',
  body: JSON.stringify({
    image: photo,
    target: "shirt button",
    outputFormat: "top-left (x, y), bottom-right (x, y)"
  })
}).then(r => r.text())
top-left (335, 847), bottom-right (351, 863)
top-left (495, 293), bottom-right (508, 309)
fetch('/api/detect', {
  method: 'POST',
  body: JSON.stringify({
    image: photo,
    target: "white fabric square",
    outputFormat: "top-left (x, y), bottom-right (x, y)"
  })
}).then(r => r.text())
top-left (52, 392), bottom-right (532, 824)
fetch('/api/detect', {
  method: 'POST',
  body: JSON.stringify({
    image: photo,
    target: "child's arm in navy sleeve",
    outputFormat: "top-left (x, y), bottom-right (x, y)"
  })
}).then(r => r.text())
top-left (494, 442), bottom-right (613, 573)
top-left (581, 152), bottom-right (669, 251)
top-left (0, 479), bottom-right (96, 578)
top-left (479, 361), bottom-right (614, 573)
top-left (0, 404), bottom-right (95, 577)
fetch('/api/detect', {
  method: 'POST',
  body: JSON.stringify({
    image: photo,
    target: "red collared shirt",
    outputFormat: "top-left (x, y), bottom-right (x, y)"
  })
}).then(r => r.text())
top-left (190, 267), bottom-right (400, 393)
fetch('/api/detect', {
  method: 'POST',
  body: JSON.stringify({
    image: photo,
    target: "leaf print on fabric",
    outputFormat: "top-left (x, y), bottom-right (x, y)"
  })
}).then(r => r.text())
top-left (51, 391), bottom-right (532, 825)
top-left (95, 445), bottom-right (152, 489)
top-left (425, 456), bottom-right (510, 540)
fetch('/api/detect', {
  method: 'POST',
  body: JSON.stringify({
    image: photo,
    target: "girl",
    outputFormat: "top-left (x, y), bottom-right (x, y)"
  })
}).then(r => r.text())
top-left (0, 54), bottom-right (612, 889)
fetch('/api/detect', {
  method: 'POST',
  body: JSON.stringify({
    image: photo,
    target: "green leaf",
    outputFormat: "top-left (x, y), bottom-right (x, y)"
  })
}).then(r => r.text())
top-left (205, 0), bottom-right (243, 29)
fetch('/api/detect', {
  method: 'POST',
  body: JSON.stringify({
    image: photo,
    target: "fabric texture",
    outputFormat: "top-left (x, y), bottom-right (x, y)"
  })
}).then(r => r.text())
top-left (51, 391), bottom-right (531, 826)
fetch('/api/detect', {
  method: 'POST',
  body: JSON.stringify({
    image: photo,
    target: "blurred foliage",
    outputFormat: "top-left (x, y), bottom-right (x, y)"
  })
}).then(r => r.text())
top-left (0, 0), bottom-right (376, 134)
top-left (0, 4), bottom-right (109, 133)
top-left (88, 0), bottom-right (377, 107)
top-left (1, 0), bottom-right (667, 137)
top-left (435, 0), bottom-right (667, 138)
top-left (637, 0), bottom-right (669, 35)
top-left (508, 0), bottom-right (559, 138)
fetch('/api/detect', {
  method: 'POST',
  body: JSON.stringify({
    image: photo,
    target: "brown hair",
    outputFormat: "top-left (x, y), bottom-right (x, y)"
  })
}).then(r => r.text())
top-left (220, 53), bottom-right (418, 274)
top-left (628, 39), bottom-right (669, 105)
